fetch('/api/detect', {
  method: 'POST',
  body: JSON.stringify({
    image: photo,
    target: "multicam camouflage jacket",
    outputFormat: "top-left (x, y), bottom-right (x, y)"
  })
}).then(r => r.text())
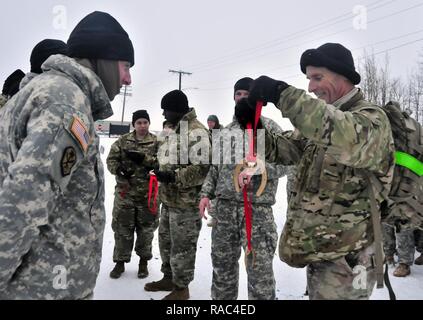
top-left (200, 116), bottom-right (290, 205)
top-left (158, 108), bottom-right (211, 209)
top-left (0, 54), bottom-right (111, 299)
top-left (107, 131), bottom-right (158, 205)
top-left (267, 87), bottom-right (395, 265)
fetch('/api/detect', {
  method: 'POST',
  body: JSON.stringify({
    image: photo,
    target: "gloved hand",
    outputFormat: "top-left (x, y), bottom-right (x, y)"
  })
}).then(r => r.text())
top-left (116, 165), bottom-right (134, 179)
top-left (155, 170), bottom-right (176, 184)
top-left (235, 98), bottom-right (256, 129)
top-left (125, 150), bottom-right (146, 164)
top-left (248, 76), bottom-right (288, 106)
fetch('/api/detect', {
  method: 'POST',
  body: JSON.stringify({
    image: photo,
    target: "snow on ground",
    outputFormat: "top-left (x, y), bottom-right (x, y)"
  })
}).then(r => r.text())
top-left (93, 136), bottom-right (423, 300)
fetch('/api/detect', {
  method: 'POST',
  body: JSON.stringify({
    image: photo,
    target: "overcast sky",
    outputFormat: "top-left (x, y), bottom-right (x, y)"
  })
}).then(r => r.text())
top-left (1, 0), bottom-right (423, 130)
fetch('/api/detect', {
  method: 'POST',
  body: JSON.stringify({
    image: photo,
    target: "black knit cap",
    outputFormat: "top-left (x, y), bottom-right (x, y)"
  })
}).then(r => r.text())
top-left (234, 77), bottom-right (253, 94)
top-left (161, 90), bottom-right (189, 113)
top-left (30, 39), bottom-right (68, 74)
top-left (300, 43), bottom-right (360, 85)
top-left (132, 110), bottom-right (150, 126)
top-left (67, 11), bottom-right (135, 66)
top-left (2, 69), bottom-right (25, 97)
top-left (207, 115), bottom-right (218, 122)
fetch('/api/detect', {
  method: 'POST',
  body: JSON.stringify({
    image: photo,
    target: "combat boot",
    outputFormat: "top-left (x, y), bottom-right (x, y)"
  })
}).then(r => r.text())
top-left (415, 254), bottom-right (423, 265)
top-left (109, 262), bottom-right (125, 279)
top-left (393, 263), bottom-right (411, 277)
top-left (138, 259), bottom-right (148, 279)
top-left (144, 276), bottom-right (174, 291)
top-left (162, 286), bottom-right (190, 300)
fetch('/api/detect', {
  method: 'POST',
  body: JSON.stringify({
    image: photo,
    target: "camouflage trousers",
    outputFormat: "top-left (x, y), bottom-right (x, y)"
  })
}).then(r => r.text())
top-left (211, 199), bottom-right (278, 300)
top-left (415, 229), bottom-right (423, 253)
top-left (159, 204), bottom-right (202, 288)
top-left (382, 223), bottom-right (416, 265)
top-left (111, 193), bottom-right (159, 263)
top-left (306, 243), bottom-right (376, 300)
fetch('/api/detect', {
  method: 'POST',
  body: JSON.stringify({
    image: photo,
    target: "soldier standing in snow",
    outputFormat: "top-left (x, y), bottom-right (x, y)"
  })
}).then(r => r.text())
top-left (199, 77), bottom-right (290, 300)
top-left (144, 90), bottom-right (211, 300)
top-left (246, 43), bottom-right (395, 300)
top-left (107, 110), bottom-right (159, 279)
top-left (0, 11), bottom-right (134, 299)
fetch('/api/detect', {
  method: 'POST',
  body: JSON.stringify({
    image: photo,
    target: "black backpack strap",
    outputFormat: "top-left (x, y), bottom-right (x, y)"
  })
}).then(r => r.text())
top-left (368, 173), bottom-right (396, 300)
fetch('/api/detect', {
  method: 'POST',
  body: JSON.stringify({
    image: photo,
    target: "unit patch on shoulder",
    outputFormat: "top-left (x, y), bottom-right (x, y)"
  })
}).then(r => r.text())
top-left (70, 116), bottom-right (90, 152)
top-left (61, 146), bottom-right (77, 177)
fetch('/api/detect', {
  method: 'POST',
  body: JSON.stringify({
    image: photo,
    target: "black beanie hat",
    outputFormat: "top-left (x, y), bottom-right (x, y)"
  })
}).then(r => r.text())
top-left (161, 90), bottom-right (189, 113)
top-left (132, 110), bottom-right (150, 126)
top-left (30, 39), bottom-right (68, 74)
top-left (234, 77), bottom-right (253, 94)
top-left (67, 11), bottom-right (134, 66)
top-left (2, 69), bottom-right (25, 97)
top-left (207, 115), bottom-right (219, 123)
top-left (300, 43), bottom-right (360, 85)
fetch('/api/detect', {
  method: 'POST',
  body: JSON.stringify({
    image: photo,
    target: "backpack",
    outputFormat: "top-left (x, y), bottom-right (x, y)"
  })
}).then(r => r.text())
top-left (381, 101), bottom-right (423, 230)
top-left (366, 101), bottom-right (423, 296)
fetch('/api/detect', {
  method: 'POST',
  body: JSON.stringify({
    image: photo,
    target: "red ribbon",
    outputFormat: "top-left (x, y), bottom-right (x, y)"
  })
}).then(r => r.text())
top-left (148, 175), bottom-right (159, 214)
top-left (243, 184), bottom-right (253, 251)
top-left (242, 100), bottom-right (264, 253)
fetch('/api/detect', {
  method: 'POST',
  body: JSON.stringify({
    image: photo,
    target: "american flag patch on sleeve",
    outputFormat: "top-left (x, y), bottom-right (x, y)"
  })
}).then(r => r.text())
top-left (70, 116), bottom-right (90, 152)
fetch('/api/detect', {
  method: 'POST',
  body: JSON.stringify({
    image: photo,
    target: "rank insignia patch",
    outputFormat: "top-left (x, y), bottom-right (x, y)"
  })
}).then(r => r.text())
top-left (70, 116), bottom-right (90, 152)
top-left (61, 147), bottom-right (77, 177)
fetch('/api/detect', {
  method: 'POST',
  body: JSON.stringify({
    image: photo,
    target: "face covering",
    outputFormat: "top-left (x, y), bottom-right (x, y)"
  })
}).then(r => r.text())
top-left (75, 58), bottom-right (121, 101)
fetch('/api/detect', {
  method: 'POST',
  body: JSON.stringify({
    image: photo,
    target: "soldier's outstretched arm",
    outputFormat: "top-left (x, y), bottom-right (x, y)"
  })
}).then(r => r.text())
top-left (275, 87), bottom-right (393, 172)
top-left (0, 105), bottom-right (87, 287)
top-left (265, 129), bottom-right (303, 166)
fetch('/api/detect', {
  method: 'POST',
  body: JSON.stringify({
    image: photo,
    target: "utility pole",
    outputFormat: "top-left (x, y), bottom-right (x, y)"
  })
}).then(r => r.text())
top-left (169, 69), bottom-right (192, 90)
top-left (119, 85), bottom-right (132, 123)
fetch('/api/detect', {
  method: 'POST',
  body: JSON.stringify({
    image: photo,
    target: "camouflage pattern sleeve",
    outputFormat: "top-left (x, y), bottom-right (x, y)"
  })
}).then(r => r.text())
top-left (176, 164), bottom-right (211, 188)
top-left (142, 138), bottom-right (159, 169)
top-left (265, 129), bottom-right (303, 166)
top-left (175, 127), bottom-right (211, 188)
top-left (0, 105), bottom-right (86, 287)
top-left (276, 86), bottom-right (393, 173)
top-left (106, 138), bottom-right (122, 175)
top-left (265, 162), bottom-right (288, 180)
top-left (199, 165), bottom-right (219, 199)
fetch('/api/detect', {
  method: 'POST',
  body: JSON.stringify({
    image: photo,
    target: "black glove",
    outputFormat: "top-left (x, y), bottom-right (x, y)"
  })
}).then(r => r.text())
top-left (155, 170), bottom-right (176, 184)
top-left (248, 76), bottom-right (288, 106)
top-left (116, 165), bottom-right (134, 179)
top-left (125, 150), bottom-right (146, 164)
top-left (235, 98), bottom-right (256, 129)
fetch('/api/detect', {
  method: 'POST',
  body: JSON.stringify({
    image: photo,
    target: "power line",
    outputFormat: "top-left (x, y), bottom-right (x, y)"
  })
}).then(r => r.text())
top-left (189, 1), bottom-right (422, 74)
top-left (169, 69), bottom-right (192, 90)
top-left (182, 0), bottom-right (397, 71)
top-left (201, 37), bottom-right (423, 92)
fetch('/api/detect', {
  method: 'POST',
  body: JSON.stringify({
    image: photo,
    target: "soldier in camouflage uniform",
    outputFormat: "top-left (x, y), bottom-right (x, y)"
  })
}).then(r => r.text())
top-left (0, 11), bottom-right (134, 299)
top-left (206, 78), bottom-right (251, 228)
top-left (19, 39), bottom-right (68, 90)
top-left (0, 69), bottom-right (25, 109)
top-left (382, 223), bottom-right (417, 277)
top-left (144, 90), bottom-right (211, 300)
top-left (199, 78), bottom-right (289, 300)
top-left (246, 43), bottom-right (395, 300)
top-left (107, 110), bottom-right (159, 279)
